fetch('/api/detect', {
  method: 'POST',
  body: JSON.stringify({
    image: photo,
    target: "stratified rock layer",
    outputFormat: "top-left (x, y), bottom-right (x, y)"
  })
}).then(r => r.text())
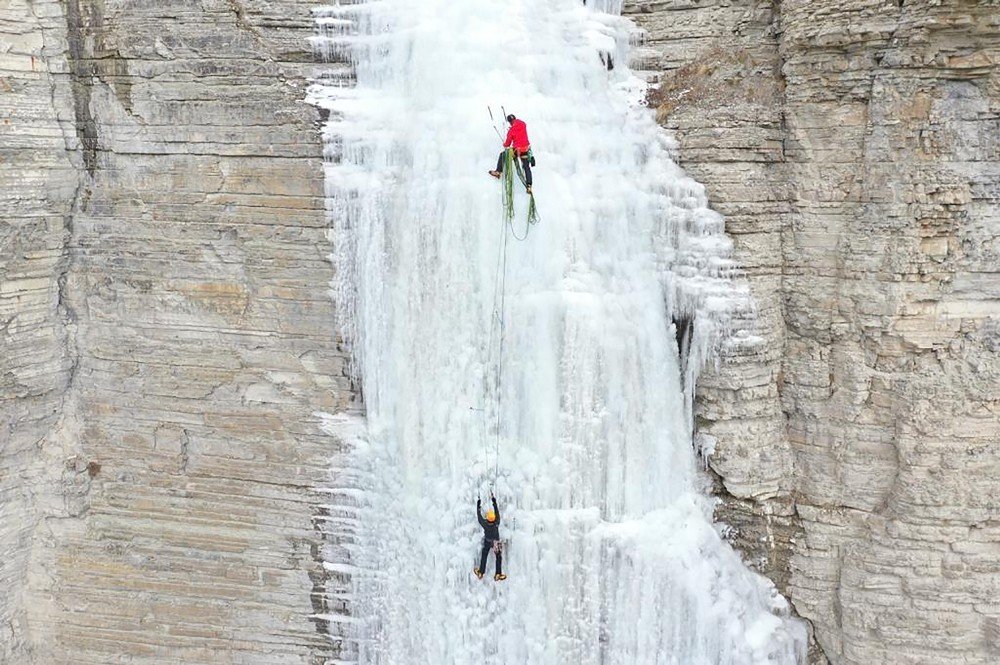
top-left (2, 0), bottom-right (351, 662)
top-left (1, 1), bottom-right (78, 660)
top-left (630, 1), bottom-right (999, 663)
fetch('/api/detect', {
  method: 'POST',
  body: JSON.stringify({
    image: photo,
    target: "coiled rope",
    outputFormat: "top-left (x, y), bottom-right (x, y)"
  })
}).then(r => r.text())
top-left (501, 148), bottom-right (540, 238)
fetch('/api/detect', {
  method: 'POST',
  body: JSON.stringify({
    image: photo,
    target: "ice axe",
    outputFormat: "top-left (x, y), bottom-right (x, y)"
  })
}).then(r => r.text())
top-left (487, 106), bottom-right (505, 141)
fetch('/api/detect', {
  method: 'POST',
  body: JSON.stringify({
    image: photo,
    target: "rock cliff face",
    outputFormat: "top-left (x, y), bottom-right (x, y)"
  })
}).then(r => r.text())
top-left (1, 2), bottom-right (77, 659)
top-left (629, 0), bottom-right (999, 663)
top-left (2, 0), bottom-right (350, 662)
top-left (1, 0), bottom-right (996, 663)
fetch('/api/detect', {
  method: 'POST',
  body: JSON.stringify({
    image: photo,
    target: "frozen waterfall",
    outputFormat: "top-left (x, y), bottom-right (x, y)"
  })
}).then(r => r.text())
top-left (309, 0), bottom-right (807, 663)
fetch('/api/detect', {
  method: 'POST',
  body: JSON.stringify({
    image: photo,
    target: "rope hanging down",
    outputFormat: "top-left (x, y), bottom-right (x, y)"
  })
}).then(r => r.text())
top-left (479, 195), bottom-right (510, 487)
top-left (491, 215), bottom-right (508, 484)
top-left (501, 148), bottom-right (540, 235)
top-left (479, 108), bottom-right (539, 488)
top-left (485, 154), bottom-right (533, 484)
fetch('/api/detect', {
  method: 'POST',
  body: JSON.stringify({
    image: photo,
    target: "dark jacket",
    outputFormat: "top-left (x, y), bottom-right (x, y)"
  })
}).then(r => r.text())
top-left (477, 497), bottom-right (500, 542)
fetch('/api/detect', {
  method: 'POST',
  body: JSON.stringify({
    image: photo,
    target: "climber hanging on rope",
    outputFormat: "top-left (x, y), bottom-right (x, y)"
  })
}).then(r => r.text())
top-left (489, 114), bottom-right (534, 194)
top-left (474, 493), bottom-right (506, 581)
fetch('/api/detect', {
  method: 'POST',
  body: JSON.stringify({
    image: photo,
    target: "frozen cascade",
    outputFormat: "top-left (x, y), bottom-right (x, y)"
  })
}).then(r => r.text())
top-left (309, 1), bottom-right (807, 663)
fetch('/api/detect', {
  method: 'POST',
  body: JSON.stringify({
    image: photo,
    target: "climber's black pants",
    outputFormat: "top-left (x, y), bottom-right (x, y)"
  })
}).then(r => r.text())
top-left (495, 151), bottom-right (532, 187)
top-left (479, 539), bottom-right (502, 575)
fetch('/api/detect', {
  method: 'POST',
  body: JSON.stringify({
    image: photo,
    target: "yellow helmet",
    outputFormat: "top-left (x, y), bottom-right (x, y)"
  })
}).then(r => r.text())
top-left (486, 510), bottom-right (496, 522)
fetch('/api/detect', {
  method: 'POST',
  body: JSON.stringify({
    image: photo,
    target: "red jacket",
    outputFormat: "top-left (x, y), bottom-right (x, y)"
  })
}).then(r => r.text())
top-left (503, 119), bottom-right (530, 152)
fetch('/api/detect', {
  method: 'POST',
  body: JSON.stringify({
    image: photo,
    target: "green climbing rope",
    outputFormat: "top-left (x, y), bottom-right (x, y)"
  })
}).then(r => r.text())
top-left (501, 148), bottom-right (539, 230)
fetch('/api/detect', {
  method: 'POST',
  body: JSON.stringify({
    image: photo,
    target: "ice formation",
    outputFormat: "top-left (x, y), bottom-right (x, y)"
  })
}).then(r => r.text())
top-left (309, 1), bottom-right (806, 663)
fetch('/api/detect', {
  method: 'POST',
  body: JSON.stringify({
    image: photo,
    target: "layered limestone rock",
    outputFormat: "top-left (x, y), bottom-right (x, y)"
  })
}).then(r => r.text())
top-left (0, 1), bottom-right (80, 659)
top-left (2, 0), bottom-right (351, 662)
top-left (631, 0), bottom-right (999, 663)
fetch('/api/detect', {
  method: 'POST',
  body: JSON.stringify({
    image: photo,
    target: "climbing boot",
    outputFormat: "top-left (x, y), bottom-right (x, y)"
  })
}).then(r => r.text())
top-left (474, 568), bottom-right (484, 579)
top-left (488, 170), bottom-right (501, 179)
top-left (526, 186), bottom-right (533, 195)
top-left (494, 573), bottom-right (507, 582)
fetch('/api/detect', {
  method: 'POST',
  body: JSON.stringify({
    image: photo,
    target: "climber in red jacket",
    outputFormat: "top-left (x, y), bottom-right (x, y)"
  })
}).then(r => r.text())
top-left (489, 114), bottom-right (534, 194)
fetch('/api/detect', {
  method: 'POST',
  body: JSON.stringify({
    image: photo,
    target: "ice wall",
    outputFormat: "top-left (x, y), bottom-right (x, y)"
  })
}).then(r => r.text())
top-left (309, 1), bottom-right (806, 662)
